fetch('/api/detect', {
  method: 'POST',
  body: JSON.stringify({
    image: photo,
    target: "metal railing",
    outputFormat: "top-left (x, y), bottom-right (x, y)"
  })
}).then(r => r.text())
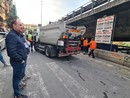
top-left (58, 0), bottom-right (114, 22)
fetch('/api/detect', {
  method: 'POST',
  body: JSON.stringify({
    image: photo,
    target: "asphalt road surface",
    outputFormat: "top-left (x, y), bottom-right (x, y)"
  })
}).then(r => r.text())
top-left (0, 50), bottom-right (130, 98)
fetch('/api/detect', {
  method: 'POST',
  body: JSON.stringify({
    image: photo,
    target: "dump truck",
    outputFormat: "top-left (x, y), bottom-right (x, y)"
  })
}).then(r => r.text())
top-left (34, 21), bottom-right (86, 57)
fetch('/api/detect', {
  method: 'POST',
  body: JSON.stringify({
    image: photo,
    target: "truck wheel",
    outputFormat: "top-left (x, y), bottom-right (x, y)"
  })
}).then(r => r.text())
top-left (45, 47), bottom-right (51, 57)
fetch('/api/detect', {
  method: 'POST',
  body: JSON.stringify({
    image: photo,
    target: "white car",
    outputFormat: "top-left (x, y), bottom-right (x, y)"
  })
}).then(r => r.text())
top-left (0, 32), bottom-right (7, 50)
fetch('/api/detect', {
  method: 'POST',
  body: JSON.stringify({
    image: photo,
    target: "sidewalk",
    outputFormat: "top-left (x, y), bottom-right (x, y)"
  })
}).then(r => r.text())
top-left (0, 66), bottom-right (13, 98)
top-left (0, 50), bottom-right (46, 98)
top-left (0, 50), bottom-right (13, 98)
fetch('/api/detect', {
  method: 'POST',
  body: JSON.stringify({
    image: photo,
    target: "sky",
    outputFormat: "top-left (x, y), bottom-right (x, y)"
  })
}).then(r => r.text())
top-left (13, 0), bottom-right (90, 25)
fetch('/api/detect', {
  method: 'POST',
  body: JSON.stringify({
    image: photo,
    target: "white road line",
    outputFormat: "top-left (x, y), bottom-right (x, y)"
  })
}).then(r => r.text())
top-left (93, 59), bottom-right (114, 67)
top-left (27, 64), bottom-right (50, 98)
top-left (47, 62), bottom-right (96, 98)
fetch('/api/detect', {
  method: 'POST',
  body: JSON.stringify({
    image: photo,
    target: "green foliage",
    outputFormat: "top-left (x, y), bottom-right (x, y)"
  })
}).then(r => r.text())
top-left (121, 42), bottom-right (130, 47)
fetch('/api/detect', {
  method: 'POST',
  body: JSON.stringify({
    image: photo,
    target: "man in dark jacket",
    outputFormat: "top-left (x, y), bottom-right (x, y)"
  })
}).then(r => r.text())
top-left (6, 18), bottom-right (28, 98)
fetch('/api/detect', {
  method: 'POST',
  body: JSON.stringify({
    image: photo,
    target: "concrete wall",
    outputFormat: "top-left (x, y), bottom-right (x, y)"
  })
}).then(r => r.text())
top-left (95, 49), bottom-right (130, 68)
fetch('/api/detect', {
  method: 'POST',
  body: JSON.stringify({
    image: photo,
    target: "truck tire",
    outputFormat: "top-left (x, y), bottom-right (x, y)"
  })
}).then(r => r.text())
top-left (45, 46), bottom-right (51, 57)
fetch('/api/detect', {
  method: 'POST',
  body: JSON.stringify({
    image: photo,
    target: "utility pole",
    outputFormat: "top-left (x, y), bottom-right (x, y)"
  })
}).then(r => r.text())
top-left (41, 1), bottom-right (43, 26)
top-left (91, 0), bottom-right (94, 14)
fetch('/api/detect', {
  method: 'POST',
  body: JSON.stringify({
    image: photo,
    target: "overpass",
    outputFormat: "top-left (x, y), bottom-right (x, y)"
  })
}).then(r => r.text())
top-left (58, 0), bottom-right (130, 41)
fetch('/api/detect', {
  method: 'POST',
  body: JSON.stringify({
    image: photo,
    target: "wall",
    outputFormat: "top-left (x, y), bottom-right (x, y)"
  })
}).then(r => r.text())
top-left (95, 49), bottom-right (130, 68)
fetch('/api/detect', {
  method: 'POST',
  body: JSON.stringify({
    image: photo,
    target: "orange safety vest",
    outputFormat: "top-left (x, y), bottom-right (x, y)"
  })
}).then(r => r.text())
top-left (83, 39), bottom-right (88, 46)
top-left (89, 40), bottom-right (97, 49)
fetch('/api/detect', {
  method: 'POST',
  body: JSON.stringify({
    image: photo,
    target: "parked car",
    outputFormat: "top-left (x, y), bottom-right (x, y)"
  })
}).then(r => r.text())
top-left (0, 32), bottom-right (7, 51)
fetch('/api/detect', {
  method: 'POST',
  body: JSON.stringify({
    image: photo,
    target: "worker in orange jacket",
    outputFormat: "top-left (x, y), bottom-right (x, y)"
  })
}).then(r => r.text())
top-left (88, 38), bottom-right (97, 58)
top-left (83, 38), bottom-right (89, 54)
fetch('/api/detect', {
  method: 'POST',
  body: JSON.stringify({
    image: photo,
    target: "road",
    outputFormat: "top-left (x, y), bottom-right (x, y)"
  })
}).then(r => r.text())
top-left (0, 50), bottom-right (130, 98)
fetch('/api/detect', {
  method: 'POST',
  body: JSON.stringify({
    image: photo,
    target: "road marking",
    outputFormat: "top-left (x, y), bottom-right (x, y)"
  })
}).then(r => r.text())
top-left (93, 59), bottom-right (114, 67)
top-left (27, 64), bottom-right (50, 98)
top-left (47, 62), bottom-right (96, 98)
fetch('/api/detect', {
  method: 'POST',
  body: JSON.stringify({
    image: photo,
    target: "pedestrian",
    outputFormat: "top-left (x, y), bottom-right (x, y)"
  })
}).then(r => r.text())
top-left (88, 38), bottom-right (97, 58)
top-left (83, 37), bottom-right (89, 54)
top-left (27, 31), bottom-right (33, 51)
top-left (80, 37), bottom-right (84, 51)
top-left (0, 50), bottom-right (10, 67)
top-left (19, 23), bottom-right (31, 82)
top-left (0, 16), bottom-right (10, 67)
top-left (6, 17), bottom-right (28, 98)
top-left (20, 23), bottom-right (30, 55)
top-left (32, 29), bottom-right (37, 43)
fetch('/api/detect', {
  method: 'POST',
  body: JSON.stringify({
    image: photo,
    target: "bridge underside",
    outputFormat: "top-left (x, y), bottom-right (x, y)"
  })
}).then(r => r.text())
top-left (67, 1), bottom-right (130, 41)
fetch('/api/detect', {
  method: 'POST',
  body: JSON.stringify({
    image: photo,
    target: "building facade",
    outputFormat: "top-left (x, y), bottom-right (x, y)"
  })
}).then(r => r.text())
top-left (0, 0), bottom-right (7, 20)
top-left (0, 0), bottom-right (17, 27)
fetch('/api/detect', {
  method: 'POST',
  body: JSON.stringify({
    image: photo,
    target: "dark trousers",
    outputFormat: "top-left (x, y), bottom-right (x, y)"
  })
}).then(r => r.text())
top-left (22, 59), bottom-right (27, 78)
top-left (10, 59), bottom-right (25, 97)
top-left (30, 41), bottom-right (33, 51)
top-left (83, 46), bottom-right (89, 53)
top-left (88, 49), bottom-right (95, 58)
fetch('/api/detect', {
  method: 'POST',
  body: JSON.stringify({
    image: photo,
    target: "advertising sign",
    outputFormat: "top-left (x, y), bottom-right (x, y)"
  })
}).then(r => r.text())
top-left (95, 15), bottom-right (115, 43)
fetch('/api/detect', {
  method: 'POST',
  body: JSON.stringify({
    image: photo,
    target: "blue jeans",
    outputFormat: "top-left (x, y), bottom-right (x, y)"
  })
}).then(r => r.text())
top-left (22, 59), bottom-right (27, 78)
top-left (10, 59), bottom-right (25, 97)
top-left (0, 51), bottom-right (6, 64)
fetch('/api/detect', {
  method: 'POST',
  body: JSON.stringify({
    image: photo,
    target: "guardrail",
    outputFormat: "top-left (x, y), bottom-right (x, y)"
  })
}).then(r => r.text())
top-left (95, 49), bottom-right (130, 68)
top-left (58, 0), bottom-right (114, 22)
top-left (118, 46), bottom-right (130, 54)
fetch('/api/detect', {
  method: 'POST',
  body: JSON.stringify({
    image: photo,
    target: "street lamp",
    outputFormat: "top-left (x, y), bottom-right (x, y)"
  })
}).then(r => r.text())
top-left (41, 1), bottom-right (43, 26)
top-left (91, 0), bottom-right (94, 13)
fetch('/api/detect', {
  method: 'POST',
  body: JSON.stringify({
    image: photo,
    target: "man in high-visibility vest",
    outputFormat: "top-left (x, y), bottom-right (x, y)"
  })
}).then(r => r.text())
top-left (83, 38), bottom-right (88, 54)
top-left (28, 31), bottom-right (33, 51)
top-left (88, 38), bottom-right (97, 58)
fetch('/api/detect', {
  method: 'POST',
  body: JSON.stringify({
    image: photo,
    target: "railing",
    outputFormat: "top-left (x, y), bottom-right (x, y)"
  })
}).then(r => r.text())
top-left (118, 45), bottom-right (130, 54)
top-left (58, 0), bottom-right (114, 22)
